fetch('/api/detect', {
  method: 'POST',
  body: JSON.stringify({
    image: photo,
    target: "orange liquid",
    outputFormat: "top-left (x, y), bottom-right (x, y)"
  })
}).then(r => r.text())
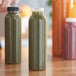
top-left (66, 0), bottom-right (71, 17)
top-left (69, 2), bottom-right (76, 18)
top-left (52, 0), bottom-right (71, 57)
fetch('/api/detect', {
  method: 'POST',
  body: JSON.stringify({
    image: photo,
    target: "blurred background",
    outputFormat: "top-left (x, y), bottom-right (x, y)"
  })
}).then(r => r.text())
top-left (0, 0), bottom-right (52, 49)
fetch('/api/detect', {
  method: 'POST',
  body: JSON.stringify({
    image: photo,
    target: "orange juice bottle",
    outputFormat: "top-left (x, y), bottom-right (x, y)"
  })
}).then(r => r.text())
top-left (69, 0), bottom-right (76, 18)
top-left (66, 0), bottom-right (72, 17)
top-left (52, 0), bottom-right (71, 57)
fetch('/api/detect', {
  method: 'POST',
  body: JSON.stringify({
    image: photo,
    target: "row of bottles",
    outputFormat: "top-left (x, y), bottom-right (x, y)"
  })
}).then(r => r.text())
top-left (5, 7), bottom-right (46, 70)
top-left (4, 0), bottom-right (76, 71)
top-left (53, 0), bottom-right (76, 59)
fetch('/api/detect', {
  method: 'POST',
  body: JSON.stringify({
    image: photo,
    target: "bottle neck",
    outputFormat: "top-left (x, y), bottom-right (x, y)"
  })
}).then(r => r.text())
top-left (8, 11), bottom-right (19, 14)
top-left (32, 11), bottom-right (44, 16)
top-left (32, 8), bottom-right (44, 16)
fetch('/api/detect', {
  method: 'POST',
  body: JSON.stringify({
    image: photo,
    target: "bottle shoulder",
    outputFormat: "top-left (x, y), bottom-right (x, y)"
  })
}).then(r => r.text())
top-left (29, 14), bottom-right (46, 21)
top-left (5, 13), bottom-right (21, 19)
top-left (29, 15), bottom-right (47, 26)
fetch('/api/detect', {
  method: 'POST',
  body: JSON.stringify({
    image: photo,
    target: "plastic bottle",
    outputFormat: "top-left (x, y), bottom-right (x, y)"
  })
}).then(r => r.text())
top-left (29, 8), bottom-right (46, 71)
top-left (64, 18), bottom-right (76, 59)
top-left (52, 0), bottom-right (71, 57)
top-left (5, 7), bottom-right (21, 64)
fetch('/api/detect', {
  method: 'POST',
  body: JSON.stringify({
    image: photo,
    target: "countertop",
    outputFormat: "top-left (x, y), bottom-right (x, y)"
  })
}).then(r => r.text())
top-left (0, 47), bottom-right (76, 76)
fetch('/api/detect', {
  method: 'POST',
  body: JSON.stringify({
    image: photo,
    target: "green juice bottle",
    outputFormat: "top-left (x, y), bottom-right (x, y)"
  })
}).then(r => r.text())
top-left (5, 7), bottom-right (21, 64)
top-left (29, 8), bottom-right (46, 71)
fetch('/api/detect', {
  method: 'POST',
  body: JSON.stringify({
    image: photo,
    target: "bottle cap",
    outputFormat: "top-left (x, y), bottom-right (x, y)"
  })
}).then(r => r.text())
top-left (32, 8), bottom-right (44, 12)
top-left (7, 7), bottom-right (19, 11)
top-left (66, 18), bottom-right (76, 22)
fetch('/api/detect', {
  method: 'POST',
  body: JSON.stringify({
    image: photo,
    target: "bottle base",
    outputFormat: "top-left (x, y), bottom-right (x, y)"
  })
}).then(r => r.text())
top-left (29, 67), bottom-right (46, 71)
top-left (5, 61), bottom-right (21, 64)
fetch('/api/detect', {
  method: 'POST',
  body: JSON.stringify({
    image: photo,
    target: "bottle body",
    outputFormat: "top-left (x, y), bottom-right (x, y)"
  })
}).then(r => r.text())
top-left (64, 18), bottom-right (76, 59)
top-left (52, 0), bottom-right (65, 56)
top-left (5, 7), bottom-right (21, 64)
top-left (52, 0), bottom-right (71, 57)
top-left (29, 9), bottom-right (46, 70)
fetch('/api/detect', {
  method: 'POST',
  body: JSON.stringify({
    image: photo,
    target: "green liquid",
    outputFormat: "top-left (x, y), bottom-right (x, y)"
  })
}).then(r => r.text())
top-left (5, 11), bottom-right (21, 64)
top-left (29, 9), bottom-right (46, 70)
